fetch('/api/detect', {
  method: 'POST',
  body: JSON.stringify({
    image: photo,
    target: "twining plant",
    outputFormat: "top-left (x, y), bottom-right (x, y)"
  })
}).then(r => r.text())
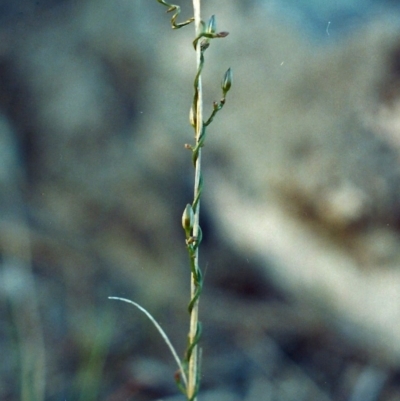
top-left (110, 1), bottom-right (232, 400)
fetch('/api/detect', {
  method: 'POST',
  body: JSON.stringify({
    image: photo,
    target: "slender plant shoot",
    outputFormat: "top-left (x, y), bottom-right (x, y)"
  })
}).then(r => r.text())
top-left (111, 1), bottom-right (232, 400)
top-left (157, 1), bottom-right (232, 400)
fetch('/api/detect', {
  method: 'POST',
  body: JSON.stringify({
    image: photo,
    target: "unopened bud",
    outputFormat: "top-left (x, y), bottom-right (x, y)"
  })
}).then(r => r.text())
top-left (222, 67), bottom-right (232, 94)
top-left (216, 31), bottom-right (229, 38)
top-left (182, 204), bottom-right (194, 233)
top-left (200, 40), bottom-right (210, 52)
top-left (206, 15), bottom-right (217, 34)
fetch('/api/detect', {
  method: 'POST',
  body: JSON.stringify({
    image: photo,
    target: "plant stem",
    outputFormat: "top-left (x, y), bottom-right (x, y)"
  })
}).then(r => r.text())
top-left (187, 1), bottom-right (202, 400)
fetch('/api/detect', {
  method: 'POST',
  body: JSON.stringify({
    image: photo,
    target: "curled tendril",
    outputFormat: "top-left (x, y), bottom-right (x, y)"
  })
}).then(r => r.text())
top-left (156, 0), bottom-right (194, 29)
top-left (193, 30), bottom-right (229, 49)
top-left (186, 323), bottom-right (202, 401)
top-left (185, 323), bottom-right (202, 360)
top-left (192, 175), bottom-right (203, 211)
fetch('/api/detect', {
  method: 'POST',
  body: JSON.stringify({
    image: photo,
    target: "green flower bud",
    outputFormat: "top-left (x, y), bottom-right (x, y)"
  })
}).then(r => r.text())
top-left (182, 204), bottom-right (194, 233)
top-left (200, 40), bottom-right (210, 52)
top-left (222, 68), bottom-right (232, 94)
top-left (206, 15), bottom-right (217, 34)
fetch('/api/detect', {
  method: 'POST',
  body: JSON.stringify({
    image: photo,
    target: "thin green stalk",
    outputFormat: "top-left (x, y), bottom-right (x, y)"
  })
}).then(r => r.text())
top-left (187, 1), bottom-right (202, 400)
top-left (113, 2), bottom-right (232, 400)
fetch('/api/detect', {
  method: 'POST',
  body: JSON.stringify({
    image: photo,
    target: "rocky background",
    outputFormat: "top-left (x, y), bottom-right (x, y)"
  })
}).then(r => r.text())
top-left (2, 0), bottom-right (400, 400)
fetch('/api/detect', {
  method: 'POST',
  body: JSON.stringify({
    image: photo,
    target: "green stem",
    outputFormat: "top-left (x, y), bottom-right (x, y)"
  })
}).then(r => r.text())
top-left (187, 3), bottom-right (203, 400)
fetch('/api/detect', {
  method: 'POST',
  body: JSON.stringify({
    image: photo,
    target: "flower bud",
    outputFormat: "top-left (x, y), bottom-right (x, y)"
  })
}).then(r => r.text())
top-left (206, 15), bottom-right (217, 34)
top-left (182, 204), bottom-right (194, 233)
top-left (222, 68), bottom-right (232, 94)
top-left (216, 31), bottom-right (229, 38)
top-left (200, 40), bottom-right (210, 52)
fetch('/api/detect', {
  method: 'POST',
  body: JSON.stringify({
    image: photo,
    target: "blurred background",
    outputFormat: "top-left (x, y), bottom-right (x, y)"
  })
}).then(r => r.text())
top-left (2, 0), bottom-right (400, 400)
